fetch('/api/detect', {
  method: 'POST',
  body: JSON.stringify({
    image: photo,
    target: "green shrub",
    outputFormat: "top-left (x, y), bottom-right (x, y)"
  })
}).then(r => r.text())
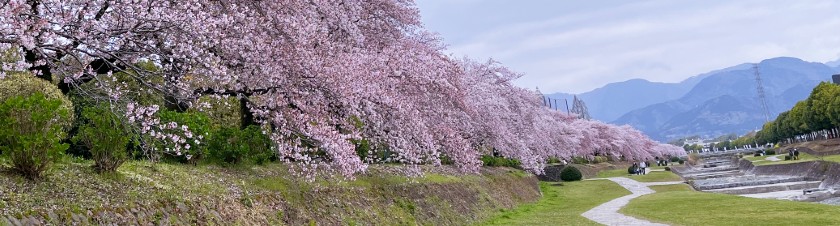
top-left (438, 153), bottom-right (454, 165)
top-left (206, 127), bottom-right (239, 164)
top-left (784, 155), bottom-right (792, 161)
top-left (192, 95), bottom-right (240, 129)
top-left (571, 156), bottom-right (589, 164)
top-left (678, 160), bottom-right (684, 165)
top-left (206, 125), bottom-right (273, 165)
top-left (560, 166), bottom-right (582, 181)
top-left (593, 156), bottom-right (608, 163)
top-left (664, 166), bottom-right (671, 171)
top-left (0, 93), bottom-right (70, 179)
top-left (352, 138), bottom-right (371, 161)
top-left (0, 72), bottom-right (74, 130)
top-left (628, 165), bottom-right (638, 174)
top-left (480, 155), bottom-right (521, 168)
top-left (766, 150), bottom-right (776, 155)
top-left (156, 110), bottom-right (212, 163)
top-left (72, 105), bottom-right (131, 172)
top-left (241, 126), bottom-right (274, 165)
top-left (669, 156), bottom-right (681, 162)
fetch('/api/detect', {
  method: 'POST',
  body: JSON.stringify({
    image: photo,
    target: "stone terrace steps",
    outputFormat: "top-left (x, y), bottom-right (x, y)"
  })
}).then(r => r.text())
top-left (682, 170), bottom-right (744, 180)
top-left (705, 181), bottom-right (822, 195)
top-left (680, 166), bottom-right (740, 175)
top-left (693, 175), bottom-right (807, 190)
top-left (740, 189), bottom-right (808, 200)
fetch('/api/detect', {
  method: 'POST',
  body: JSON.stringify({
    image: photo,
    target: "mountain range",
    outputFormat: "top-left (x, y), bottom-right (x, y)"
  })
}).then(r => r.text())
top-left (547, 57), bottom-right (840, 141)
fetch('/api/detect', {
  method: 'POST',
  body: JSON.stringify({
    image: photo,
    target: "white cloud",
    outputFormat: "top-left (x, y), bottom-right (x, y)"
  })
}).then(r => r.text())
top-left (416, 0), bottom-right (840, 93)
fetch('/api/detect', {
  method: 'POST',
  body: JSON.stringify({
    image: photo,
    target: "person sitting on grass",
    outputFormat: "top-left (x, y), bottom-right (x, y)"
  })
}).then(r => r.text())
top-left (632, 163), bottom-right (639, 175)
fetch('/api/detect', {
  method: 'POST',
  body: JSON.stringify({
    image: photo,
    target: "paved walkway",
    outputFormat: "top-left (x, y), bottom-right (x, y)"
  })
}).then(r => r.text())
top-left (581, 178), bottom-right (683, 226)
top-left (765, 155), bottom-right (782, 162)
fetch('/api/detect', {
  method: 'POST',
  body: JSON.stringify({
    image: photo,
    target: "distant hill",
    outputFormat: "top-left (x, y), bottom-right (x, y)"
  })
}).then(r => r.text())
top-left (823, 58), bottom-right (840, 73)
top-left (826, 58), bottom-right (840, 68)
top-left (610, 57), bottom-right (834, 141)
top-left (545, 64), bottom-right (751, 122)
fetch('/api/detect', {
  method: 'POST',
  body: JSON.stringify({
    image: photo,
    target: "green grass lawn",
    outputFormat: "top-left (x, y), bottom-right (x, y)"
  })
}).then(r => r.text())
top-left (622, 191), bottom-right (840, 225)
top-left (649, 183), bottom-right (693, 192)
top-left (744, 152), bottom-right (840, 166)
top-left (745, 153), bottom-right (840, 166)
top-left (595, 168), bottom-right (683, 182)
top-left (480, 180), bottom-right (631, 225)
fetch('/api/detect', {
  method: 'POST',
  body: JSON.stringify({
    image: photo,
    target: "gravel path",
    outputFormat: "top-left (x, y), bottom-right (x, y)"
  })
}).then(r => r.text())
top-left (765, 155), bottom-right (782, 162)
top-left (581, 178), bottom-right (683, 226)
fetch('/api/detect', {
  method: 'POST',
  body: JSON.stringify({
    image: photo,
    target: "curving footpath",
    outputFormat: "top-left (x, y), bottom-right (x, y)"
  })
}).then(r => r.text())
top-left (581, 178), bottom-right (683, 226)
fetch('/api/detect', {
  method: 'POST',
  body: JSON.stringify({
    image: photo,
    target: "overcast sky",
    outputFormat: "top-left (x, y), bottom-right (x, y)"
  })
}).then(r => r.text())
top-left (415, 0), bottom-right (840, 94)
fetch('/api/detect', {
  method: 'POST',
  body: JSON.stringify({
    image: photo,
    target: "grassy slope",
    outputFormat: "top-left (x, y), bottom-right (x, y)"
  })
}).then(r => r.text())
top-left (480, 180), bottom-right (631, 226)
top-left (0, 158), bottom-right (539, 225)
top-left (595, 168), bottom-right (683, 182)
top-left (622, 190), bottom-right (840, 225)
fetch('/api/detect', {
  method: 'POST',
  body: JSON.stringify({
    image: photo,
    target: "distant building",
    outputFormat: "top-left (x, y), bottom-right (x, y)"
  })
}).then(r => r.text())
top-left (833, 74), bottom-right (840, 84)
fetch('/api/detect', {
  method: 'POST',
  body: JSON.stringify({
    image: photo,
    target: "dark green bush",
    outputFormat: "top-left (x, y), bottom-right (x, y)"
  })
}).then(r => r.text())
top-left (480, 155), bottom-right (521, 168)
top-left (206, 125), bottom-right (273, 165)
top-left (628, 165), bottom-right (638, 174)
top-left (438, 153), bottom-right (454, 165)
top-left (241, 126), bottom-right (274, 165)
top-left (560, 166), bottom-right (582, 181)
top-left (669, 156), bottom-right (681, 162)
top-left (352, 138), bottom-right (371, 161)
top-left (784, 155), bottom-right (792, 161)
top-left (664, 166), bottom-right (671, 171)
top-left (72, 105), bottom-right (131, 172)
top-left (766, 150), bottom-right (776, 155)
top-left (0, 93), bottom-right (70, 179)
top-left (678, 160), bottom-right (685, 165)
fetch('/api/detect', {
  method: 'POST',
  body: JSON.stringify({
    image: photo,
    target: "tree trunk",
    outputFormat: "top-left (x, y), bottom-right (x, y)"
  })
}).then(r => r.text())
top-left (240, 97), bottom-right (257, 129)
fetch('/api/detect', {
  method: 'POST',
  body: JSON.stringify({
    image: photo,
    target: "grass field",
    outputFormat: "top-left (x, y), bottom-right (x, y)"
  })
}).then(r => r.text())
top-left (595, 168), bottom-right (683, 182)
top-left (622, 190), bottom-right (840, 225)
top-left (649, 183), bottom-right (693, 192)
top-left (480, 180), bottom-right (630, 225)
top-left (744, 153), bottom-right (840, 166)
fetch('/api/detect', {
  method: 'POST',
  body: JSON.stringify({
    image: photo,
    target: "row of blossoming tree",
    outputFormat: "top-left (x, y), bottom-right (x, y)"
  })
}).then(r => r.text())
top-left (0, 0), bottom-right (684, 178)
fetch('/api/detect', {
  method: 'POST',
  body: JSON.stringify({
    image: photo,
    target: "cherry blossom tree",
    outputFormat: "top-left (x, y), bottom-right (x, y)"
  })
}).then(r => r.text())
top-left (1, 0), bottom-right (683, 178)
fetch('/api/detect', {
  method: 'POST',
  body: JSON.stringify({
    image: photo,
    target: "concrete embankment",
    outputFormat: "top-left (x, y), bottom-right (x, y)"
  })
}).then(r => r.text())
top-left (673, 157), bottom-right (840, 203)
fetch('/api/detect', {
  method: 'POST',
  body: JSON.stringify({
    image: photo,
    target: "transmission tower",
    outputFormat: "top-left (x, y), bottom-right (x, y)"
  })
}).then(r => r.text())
top-left (570, 95), bottom-right (591, 120)
top-left (753, 64), bottom-right (771, 122)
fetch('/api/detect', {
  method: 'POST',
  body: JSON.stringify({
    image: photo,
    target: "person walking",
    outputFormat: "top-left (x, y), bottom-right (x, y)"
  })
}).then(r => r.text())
top-left (639, 161), bottom-right (647, 175)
